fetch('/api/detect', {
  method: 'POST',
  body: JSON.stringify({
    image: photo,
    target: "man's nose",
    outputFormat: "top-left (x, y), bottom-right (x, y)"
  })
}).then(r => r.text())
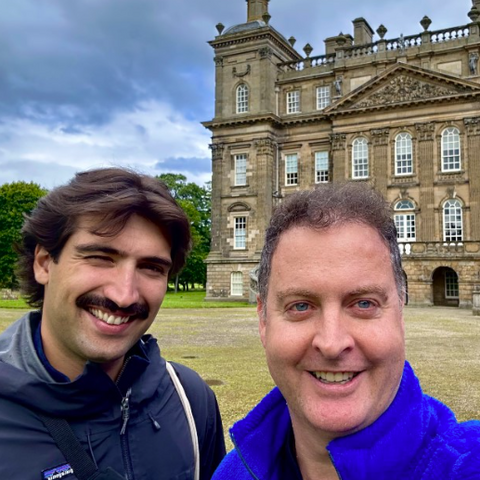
top-left (311, 308), bottom-right (355, 359)
top-left (103, 266), bottom-right (141, 308)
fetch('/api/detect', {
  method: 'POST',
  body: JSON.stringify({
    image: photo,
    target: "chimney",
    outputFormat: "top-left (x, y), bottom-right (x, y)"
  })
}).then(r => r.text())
top-left (352, 17), bottom-right (375, 45)
top-left (246, 0), bottom-right (270, 22)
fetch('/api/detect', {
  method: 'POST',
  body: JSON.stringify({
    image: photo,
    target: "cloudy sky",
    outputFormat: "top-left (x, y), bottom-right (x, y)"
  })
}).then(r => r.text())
top-left (0, 0), bottom-right (472, 189)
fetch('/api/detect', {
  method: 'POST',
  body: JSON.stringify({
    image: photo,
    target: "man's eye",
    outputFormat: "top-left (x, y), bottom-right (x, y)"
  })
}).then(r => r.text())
top-left (86, 255), bottom-right (112, 263)
top-left (292, 303), bottom-right (309, 312)
top-left (356, 300), bottom-right (374, 309)
top-left (142, 264), bottom-right (165, 275)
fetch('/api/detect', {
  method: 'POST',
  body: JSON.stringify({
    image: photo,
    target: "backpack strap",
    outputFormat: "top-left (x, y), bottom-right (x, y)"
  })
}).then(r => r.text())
top-left (37, 414), bottom-right (122, 480)
top-left (166, 361), bottom-right (200, 480)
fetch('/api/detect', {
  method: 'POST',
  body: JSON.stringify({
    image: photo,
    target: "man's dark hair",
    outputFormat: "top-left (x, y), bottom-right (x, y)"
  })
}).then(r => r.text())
top-left (257, 182), bottom-right (405, 307)
top-left (16, 167), bottom-right (191, 308)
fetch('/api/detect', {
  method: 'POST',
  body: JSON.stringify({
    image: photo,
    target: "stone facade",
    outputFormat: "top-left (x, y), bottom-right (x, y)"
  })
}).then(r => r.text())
top-left (204, 0), bottom-right (480, 307)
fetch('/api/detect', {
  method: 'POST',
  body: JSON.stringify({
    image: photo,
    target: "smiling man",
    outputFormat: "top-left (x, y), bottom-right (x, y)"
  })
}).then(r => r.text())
top-left (0, 168), bottom-right (225, 480)
top-left (212, 182), bottom-right (480, 480)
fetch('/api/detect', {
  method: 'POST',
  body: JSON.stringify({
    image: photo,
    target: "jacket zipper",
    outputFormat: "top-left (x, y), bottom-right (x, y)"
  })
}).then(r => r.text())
top-left (117, 358), bottom-right (135, 480)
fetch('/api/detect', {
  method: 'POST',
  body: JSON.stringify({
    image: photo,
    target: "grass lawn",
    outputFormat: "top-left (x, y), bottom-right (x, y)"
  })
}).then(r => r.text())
top-left (0, 290), bottom-right (250, 309)
top-left (0, 305), bottom-right (479, 450)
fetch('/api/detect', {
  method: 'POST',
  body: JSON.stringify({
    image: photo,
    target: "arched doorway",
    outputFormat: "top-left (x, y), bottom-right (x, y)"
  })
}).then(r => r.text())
top-left (432, 267), bottom-right (459, 307)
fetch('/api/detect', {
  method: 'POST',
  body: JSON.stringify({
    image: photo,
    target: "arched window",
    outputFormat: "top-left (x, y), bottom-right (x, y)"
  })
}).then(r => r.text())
top-left (352, 137), bottom-right (369, 179)
top-left (236, 84), bottom-right (249, 114)
top-left (443, 199), bottom-right (463, 242)
top-left (231, 272), bottom-right (243, 296)
top-left (395, 133), bottom-right (413, 175)
top-left (394, 200), bottom-right (416, 241)
top-left (441, 127), bottom-right (461, 171)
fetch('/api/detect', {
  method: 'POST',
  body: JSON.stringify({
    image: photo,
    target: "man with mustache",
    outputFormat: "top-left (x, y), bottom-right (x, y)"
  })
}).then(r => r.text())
top-left (0, 167), bottom-right (225, 480)
top-left (212, 182), bottom-right (480, 480)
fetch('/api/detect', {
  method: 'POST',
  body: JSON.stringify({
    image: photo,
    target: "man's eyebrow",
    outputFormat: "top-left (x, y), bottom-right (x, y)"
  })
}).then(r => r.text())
top-left (275, 289), bottom-right (318, 303)
top-left (347, 286), bottom-right (390, 301)
top-left (75, 244), bottom-right (173, 269)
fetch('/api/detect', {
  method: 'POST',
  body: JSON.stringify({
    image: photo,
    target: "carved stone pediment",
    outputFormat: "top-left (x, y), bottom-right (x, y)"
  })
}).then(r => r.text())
top-left (327, 63), bottom-right (480, 115)
top-left (353, 75), bottom-right (463, 109)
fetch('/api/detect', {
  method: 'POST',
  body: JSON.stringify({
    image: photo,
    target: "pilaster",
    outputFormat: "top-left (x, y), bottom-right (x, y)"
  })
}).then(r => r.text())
top-left (209, 143), bottom-right (225, 254)
top-left (371, 128), bottom-right (390, 196)
top-left (330, 133), bottom-right (347, 181)
top-left (415, 122), bottom-right (436, 241)
top-left (464, 117), bottom-right (480, 238)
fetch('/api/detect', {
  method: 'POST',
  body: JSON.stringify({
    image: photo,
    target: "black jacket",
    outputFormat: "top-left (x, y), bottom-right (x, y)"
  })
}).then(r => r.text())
top-left (0, 312), bottom-right (226, 480)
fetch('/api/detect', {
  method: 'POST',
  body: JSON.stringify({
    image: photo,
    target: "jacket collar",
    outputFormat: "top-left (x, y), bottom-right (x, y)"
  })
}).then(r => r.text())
top-left (230, 362), bottom-right (449, 479)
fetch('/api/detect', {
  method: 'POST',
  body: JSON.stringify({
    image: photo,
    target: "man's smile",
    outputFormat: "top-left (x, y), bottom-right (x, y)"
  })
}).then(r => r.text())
top-left (310, 371), bottom-right (360, 385)
top-left (88, 308), bottom-right (132, 325)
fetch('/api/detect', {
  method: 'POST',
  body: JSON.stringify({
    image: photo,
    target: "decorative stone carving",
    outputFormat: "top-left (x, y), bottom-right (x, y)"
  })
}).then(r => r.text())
top-left (214, 56), bottom-right (224, 67)
top-left (354, 75), bottom-right (462, 109)
top-left (415, 123), bottom-right (435, 142)
top-left (233, 65), bottom-right (251, 77)
top-left (330, 133), bottom-right (347, 151)
top-left (464, 116), bottom-right (480, 135)
top-left (258, 46), bottom-right (272, 59)
top-left (209, 143), bottom-right (225, 160)
top-left (469, 52), bottom-right (479, 75)
top-left (333, 76), bottom-right (343, 96)
top-left (254, 138), bottom-right (276, 155)
top-left (371, 128), bottom-right (390, 146)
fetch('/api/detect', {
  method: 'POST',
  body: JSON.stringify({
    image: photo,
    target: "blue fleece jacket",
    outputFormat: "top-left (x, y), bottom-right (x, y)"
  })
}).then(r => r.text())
top-left (212, 362), bottom-right (480, 479)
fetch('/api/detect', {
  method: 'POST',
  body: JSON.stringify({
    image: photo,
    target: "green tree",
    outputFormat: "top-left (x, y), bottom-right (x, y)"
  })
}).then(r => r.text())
top-left (0, 182), bottom-right (48, 289)
top-left (156, 174), bottom-right (211, 290)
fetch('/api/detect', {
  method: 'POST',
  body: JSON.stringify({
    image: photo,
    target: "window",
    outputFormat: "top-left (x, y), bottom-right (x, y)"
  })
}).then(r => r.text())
top-left (285, 153), bottom-right (298, 185)
top-left (352, 137), bottom-right (369, 179)
top-left (443, 199), bottom-right (463, 242)
top-left (234, 216), bottom-right (247, 249)
top-left (287, 90), bottom-right (300, 114)
top-left (441, 127), bottom-right (461, 171)
top-left (394, 200), bottom-right (416, 241)
top-left (395, 133), bottom-right (413, 175)
top-left (231, 272), bottom-right (243, 296)
top-left (316, 86), bottom-right (331, 110)
top-left (315, 151), bottom-right (329, 183)
top-left (445, 270), bottom-right (459, 298)
top-left (234, 154), bottom-right (247, 186)
top-left (236, 84), bottom-right (249, 114)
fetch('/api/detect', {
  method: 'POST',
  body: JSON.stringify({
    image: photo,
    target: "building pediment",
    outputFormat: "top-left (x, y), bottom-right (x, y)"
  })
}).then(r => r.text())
top-left (327, 63), bottom-right (480, 115)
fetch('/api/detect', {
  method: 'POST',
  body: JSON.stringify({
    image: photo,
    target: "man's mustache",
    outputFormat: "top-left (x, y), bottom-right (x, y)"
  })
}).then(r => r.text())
top-left (76, 293), bottom-right (149, 320)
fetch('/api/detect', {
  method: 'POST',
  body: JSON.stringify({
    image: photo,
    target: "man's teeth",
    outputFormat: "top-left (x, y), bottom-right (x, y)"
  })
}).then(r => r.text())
top-left (89, 308), bottom-right (130, 325)
top-left (312, 371), bottom-right (356, 384)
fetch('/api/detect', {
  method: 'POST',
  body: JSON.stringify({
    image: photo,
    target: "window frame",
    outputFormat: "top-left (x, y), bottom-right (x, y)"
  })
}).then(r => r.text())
top-left (285, 153), bottom-right (298, 186)
top-left (233, 216), bottom-right (247, 250)
top-left (286, 90), bottom-right (300, 114)
top-left (231, 271), bottom-right (244, 296)
top-left (236, 84), bottom-right (249, 114)
top-left (315, 151), bottom-right (329, 183)
top-left (443, 199), bottom-right (463, 242)
top-left (445, 270), bottom-right (459, 299)
top-left (352, 137), bottom-right (369, 179)
top-left (395, 132), bottom-right (413, 176)
top-left (441, 127), bottom-right (461, 172)
top-left (234, 153), bottom-right (247, 186)
top-left (316, 86), bottom-right (331, 110)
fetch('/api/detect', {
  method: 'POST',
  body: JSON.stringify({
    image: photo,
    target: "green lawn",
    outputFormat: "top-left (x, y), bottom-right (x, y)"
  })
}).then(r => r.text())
top-left (0, 305), bottom-right (479, 451)
top-left (0, 290), bottom-right (250, 309)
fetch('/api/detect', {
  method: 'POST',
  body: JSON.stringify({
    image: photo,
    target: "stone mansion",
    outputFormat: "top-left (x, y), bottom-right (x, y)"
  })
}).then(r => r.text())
top-left (203, 0), bottom-right (480, 309)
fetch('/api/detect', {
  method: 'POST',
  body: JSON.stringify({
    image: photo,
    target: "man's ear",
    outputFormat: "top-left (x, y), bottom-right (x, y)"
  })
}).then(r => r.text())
top-left (33, 245), bottom-right (52, 285)
top-left (257, 294), bottom-right (267, 348)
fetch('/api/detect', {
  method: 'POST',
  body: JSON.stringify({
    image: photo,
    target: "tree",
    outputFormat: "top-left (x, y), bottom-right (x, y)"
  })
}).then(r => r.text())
top-left (156, 174), bottom-right (211, 290)
top-left (0, 182), bottom-right (48, 289)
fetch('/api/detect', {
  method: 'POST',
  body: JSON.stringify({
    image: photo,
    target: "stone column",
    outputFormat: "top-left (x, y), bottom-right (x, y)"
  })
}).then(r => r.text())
top-left (209, 143), bottom-right (225, 254)
top-left (464, 117), bottom-right (480, 238)
top-left (213, 56), bottom-right (224, 118)
top-left (371, 128), bottom-right (390, 196)
top-left (473, 285), bottom-right (480, 316)
top-left (415, 123), bottom-right (436, 241)
top-left (330, 133), bottom-right (347, 181)
top-left (254, 138), bottom-right (275, 254)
